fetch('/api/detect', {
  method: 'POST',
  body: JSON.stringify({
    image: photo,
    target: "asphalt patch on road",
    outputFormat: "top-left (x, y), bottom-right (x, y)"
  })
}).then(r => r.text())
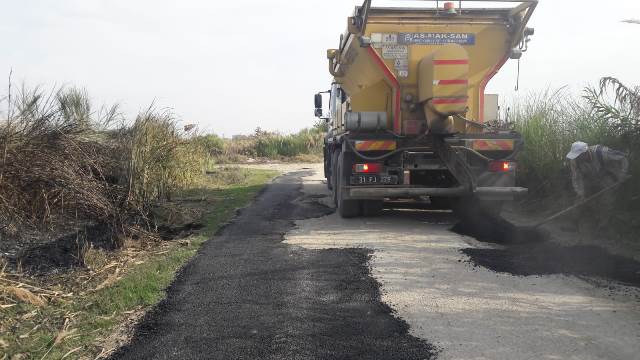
top-left (454, 212), bottom-right (640, 288)
top-left (462, 244), bottom-right (640, 287)
top-left (111, 171), bottom-right (436, 360)
top-left (451, 211), bottom-right (548, 245)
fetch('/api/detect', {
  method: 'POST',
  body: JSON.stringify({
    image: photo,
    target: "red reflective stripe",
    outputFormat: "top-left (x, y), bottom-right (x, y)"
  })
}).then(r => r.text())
top-left (436, 79), bottom-right (468, 85)
top-left (472, 140), bottom-right (515, 151)
top-left (395, 90), bottom-right (401, 133)
top-left (366, 47), bottom-right (399, 88)
top-left (432, 97), bottom-right (468, 105)
top-left (474, 140), bottom-right (488, 149)
top-left (366, 47), bottom-right (401, 134)
top-left (433, 59), bottom-right (468, 65)
top-left (356, 141), bottom-right (397, 151)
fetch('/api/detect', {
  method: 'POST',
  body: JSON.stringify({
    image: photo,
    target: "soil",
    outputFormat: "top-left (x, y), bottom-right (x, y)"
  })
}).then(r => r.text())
top-left (11, 223), bottom-right (116, 273)
top-left (110, 171), bottom-right (436, 360)
top-left (157, 222), bottom-right (204, 241)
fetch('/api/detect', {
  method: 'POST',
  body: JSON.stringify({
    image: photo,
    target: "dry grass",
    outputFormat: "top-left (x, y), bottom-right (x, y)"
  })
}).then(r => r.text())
top-left (0, 84), bottom-right (208, 255)
top-left (0, 86), bottom-right (126, 245)
top-left (0, 168), bottom-right (277, 359)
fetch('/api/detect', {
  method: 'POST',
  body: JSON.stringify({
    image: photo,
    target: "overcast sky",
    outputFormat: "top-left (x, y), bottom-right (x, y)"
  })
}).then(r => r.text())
top-left (1, 0), bottom-right (639, 136)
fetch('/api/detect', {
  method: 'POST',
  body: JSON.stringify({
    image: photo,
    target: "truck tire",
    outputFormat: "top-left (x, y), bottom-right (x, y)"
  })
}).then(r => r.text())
top-left (361, 200), bottom-right (383, 217)
top-left (325, 147), bottom-right (333, 190)
top-left (331, 150), bottom-right (340, 206)
top-left (336, 151), bottom-right (360, 218)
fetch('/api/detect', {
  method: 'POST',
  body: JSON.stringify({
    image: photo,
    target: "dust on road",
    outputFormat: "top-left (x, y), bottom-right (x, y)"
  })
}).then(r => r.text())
top-left (285, 164), bottom-right (640, 360)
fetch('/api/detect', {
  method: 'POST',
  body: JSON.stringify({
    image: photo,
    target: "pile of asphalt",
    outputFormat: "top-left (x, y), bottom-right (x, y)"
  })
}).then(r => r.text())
top-left (111, 171), bottom-right (436, 360)
top-left (454, 211), bottom-right (640, 288)
top-left (462, 244), bottom-right (640, 288)
top-left (451, 211), bottom-right (547, 245)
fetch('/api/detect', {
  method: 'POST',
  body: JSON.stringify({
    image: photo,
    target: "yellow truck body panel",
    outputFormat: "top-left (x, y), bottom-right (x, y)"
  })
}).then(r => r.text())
top-left (329, 1), bottom-right (537, 135)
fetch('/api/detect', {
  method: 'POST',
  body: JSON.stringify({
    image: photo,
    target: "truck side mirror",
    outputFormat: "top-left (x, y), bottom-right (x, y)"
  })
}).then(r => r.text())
top-left (314, 93), bottom-right (323, 118)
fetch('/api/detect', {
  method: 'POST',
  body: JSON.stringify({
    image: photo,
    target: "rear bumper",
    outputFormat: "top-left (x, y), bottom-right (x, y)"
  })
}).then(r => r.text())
top-left (348, 186), bottom-right (527, 200)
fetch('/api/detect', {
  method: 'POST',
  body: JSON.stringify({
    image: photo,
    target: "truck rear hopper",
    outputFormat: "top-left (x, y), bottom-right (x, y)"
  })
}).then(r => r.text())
top-left (315, 1), bottom-right (537, 217)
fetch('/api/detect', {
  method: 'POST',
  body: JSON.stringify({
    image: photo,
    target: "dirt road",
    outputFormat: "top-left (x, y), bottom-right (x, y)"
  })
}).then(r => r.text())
top-left (113, 164), bottom-right (640, 359)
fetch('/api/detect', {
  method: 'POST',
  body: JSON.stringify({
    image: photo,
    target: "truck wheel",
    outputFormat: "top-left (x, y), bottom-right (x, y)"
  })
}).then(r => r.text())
top-left (325, 147), bottom-right (333, 190)
top-left (361, 200), bottom-right (383, 217)
top-left (331, 150), bottom-right (340, 206)
top-left (336, 151), bottom-right (360, 218)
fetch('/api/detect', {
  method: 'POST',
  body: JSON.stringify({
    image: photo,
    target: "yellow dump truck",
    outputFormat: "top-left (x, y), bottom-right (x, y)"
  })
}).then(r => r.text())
top-left (314, 0), bottom-right (537, 218)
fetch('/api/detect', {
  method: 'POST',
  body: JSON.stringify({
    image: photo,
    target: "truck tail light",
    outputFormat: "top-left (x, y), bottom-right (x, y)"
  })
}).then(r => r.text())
top-left (353, 163), bottom-right (382, 173)
top-left (488, 161), bottom-right (515, 172)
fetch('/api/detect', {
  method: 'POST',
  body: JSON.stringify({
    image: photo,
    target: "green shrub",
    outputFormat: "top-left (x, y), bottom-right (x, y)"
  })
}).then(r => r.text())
top-left (510, 79), bottom-right (639, 200)
top-left (122, 108), bottom-right (207, 204)
top-left (217, 126), bottom-right (324, 161)
top-left (196, 134), bottom-right (224, 156)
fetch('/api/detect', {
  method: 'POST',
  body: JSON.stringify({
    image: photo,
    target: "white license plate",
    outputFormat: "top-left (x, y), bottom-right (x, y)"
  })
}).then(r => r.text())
top-left (350, 175), bottom-right (397, 185)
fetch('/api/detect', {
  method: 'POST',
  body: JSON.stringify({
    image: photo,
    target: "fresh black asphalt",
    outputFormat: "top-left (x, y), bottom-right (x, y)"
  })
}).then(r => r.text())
top-left (111, 171), bottom-right (436, 360)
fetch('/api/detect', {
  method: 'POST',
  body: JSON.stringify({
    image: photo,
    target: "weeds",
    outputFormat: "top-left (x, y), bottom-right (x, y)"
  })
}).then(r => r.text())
top-left (510, 80), bottom-right (639, 198)
top-left (252, 127), bottom-right (324, 158)
top-left (0, 85), bottom-right (125, 244)
top-left (0, 85), bottom-right (207, 251)
top-left (213, 122), bottom-right (326, 163)
top-left (122, 107), bottom-right (206, 205)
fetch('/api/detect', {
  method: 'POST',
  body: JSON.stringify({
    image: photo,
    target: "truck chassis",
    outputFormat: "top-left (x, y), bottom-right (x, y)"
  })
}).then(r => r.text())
top-left (324, 131), bottom-right (527, 218)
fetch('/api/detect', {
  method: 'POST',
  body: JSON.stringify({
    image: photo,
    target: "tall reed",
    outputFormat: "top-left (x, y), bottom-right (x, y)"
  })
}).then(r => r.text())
top-left (0, 85), bottom-right (208, 247)
top-left (510, 80), bottom-right (639, 199)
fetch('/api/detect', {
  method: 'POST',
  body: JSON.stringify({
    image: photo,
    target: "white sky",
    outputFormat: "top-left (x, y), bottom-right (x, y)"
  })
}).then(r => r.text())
top-left (1, 0), bottom-right (639, 136)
